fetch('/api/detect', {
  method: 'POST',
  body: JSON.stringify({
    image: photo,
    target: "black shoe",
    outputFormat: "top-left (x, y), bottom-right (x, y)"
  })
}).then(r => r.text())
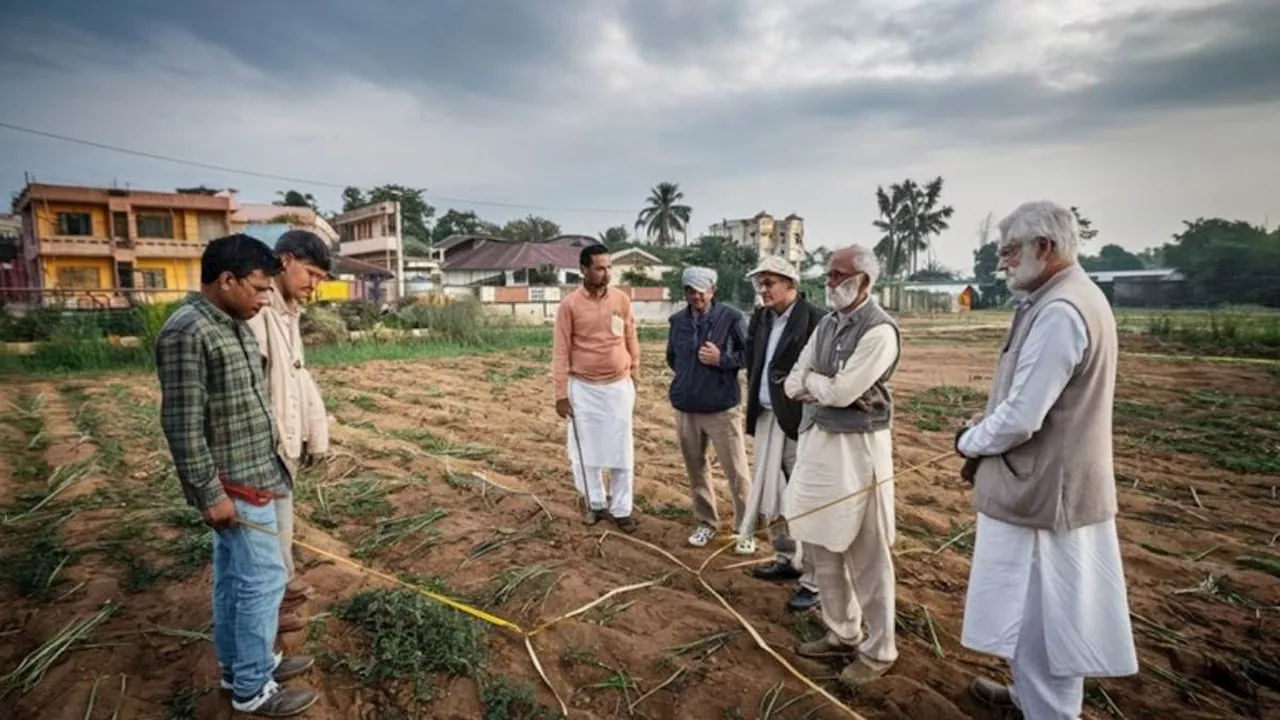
top-left (753, 560), bottom-right (803, 582)
top-left (788, 587), bottom-right (820, 612)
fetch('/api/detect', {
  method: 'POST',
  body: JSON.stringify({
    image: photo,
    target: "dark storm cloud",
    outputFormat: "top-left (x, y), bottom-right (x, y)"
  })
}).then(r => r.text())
top-left (0, 0), bottom-right (590, 98)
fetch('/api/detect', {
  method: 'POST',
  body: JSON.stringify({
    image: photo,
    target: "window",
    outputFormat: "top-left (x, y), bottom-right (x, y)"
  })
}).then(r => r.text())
top-left (112, 212), bottom-right (129, 238)
top-left (58, 213), bottom-right (92, 236)
top-left (139, 269), bottom-right (167, 289)
top-left (136, 213), bottom-right (174, 238)
top-left (56, 266), bottom-right (99, 289)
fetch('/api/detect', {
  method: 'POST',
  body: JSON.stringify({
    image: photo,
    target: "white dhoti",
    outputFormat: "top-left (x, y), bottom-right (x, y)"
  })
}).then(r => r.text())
top-left (784, 426), bottom-right (897, 663)
top-left (566, 376), bottom-right (635, 518)
top-left (963, 513), bottom-right (1139, 719)
top-left (742, 410), bottom-right (817, 591)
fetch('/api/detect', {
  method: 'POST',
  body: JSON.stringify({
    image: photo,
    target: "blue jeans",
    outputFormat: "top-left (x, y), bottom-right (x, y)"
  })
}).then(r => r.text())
top-left (212, 498), bottom-right (288, 702)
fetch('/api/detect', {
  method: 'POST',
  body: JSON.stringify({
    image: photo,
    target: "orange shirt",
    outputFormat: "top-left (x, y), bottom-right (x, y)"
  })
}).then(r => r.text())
top-left (552, 286), bottom-right (640, 399)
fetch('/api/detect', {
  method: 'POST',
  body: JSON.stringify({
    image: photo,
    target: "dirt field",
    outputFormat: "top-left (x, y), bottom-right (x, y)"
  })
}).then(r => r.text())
top-left (1, 328), bottom-right (1278, 719)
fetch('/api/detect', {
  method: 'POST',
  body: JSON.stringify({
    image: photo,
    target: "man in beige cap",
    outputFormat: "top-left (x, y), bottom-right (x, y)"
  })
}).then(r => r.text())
top-left (740, 254), bottom-right (826, 612)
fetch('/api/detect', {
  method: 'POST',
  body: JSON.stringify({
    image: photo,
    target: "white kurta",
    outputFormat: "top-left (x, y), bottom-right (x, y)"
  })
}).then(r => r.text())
top-left (781, 322), bottom-right (897, 554)
top-left (742, 409), bottom-right (790, 527)
top-left (959, 300), bottom-right (1138, 678)
top-left (566, 376), bottom-right (635, 470)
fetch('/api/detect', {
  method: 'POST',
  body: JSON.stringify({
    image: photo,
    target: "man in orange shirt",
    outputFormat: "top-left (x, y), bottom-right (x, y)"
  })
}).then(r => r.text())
top-left (552, 244), bottom-right (641, 532)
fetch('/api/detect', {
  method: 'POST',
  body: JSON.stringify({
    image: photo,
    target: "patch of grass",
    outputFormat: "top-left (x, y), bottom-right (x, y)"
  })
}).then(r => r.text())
top-left (1117, 389), bottom-right (1280, 474)
top-left (393, 428), bottom-right (495, 460)
top-left (334, 589), bottom-right (485, 708)
top-left (0, 526), bottom-right (73, 600)
top-left (482, 566), bottom-right (554, 609)
top-left (635, 495), bottom-right (692, 520)
top-left (1141, 311), bottom-right (1280, 358)
top-left (1236, 555), bottom-right (1280, 579)
top-left (162, 683), bottom-right (204, 720)
top-left (489, 365), bottom-right (542, 389)
top-left (304, 475), bottom-right (402, 528)
top-left (350, 393), bottom-right (379, 412)
top-left (353, 508), bottom-right (448, 558)
top-left (904, 385), bottom-right (987, 432)
top-left (480, 676), bottom-right (559, 720)
top-left (789, 614), bottom-right (824, 644)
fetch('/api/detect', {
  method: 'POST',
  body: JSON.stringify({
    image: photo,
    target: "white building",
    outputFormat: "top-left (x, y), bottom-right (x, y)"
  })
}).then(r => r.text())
top-left (708, 211), bottom-right (804, 264)
top-left (609, 246), bottom-right (673, 285)
top-left (333, 201), bottom-right (405, 299)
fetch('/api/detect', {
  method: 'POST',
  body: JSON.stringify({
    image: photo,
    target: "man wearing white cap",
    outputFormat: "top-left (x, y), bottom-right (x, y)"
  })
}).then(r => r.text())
top-left (740, 254), bottom-right (827, 612)
top-left (785, 245), bottom-right (901, 686)
top-left (666, 266), bottom-right (751, 548)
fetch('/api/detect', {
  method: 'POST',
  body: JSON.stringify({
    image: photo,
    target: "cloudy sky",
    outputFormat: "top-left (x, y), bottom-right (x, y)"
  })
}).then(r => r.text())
top-left (1, 0), bottom-right (1277, 273)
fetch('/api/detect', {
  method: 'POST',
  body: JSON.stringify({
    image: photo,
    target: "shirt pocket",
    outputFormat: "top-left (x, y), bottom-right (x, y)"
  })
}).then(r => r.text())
top-left (610, 312), bottom-right (624, 337)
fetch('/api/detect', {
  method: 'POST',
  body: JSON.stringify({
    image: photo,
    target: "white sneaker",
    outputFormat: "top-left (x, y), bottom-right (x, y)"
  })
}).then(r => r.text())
top-left (230, 679), bottom-right (283, 713)
top-left (688, 525), bottom-right (715, 547)
top-left (734, 536), bottom-right (757, 555)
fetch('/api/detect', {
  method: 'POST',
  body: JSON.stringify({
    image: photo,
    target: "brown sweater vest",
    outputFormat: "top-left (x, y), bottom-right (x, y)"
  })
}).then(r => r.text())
top-left (972, 264), bottom-right (1119, 531)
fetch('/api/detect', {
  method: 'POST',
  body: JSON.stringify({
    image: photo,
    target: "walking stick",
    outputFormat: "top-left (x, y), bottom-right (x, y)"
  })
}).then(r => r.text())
top-left (568, 394), bottom-right (600, 513)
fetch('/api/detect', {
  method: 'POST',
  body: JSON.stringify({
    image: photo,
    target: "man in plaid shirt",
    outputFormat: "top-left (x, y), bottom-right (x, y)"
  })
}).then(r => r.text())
top-left (156, 234), bottom-right (316, 717)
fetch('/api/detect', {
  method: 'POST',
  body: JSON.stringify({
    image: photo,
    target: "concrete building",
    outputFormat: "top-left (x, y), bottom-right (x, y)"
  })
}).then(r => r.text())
top-left (438, 235), bottom-right (592, 287)
top-left (1086, 269), bottom-right (1186, 308)
top-left (708, 211), bottom-right (805, 264)
top-left (7, 183), bottom-right (235, 307)
top-left (333, 201), bottom-right (405, 300)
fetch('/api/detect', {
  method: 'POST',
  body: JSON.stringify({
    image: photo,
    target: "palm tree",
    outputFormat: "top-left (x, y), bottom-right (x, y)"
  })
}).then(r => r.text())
top-left (635, 182), bottom-right (692, 246)
top-left (872, 177), bottom-right (954, 278)
top-left (901, 177), bottom-right (955, 274)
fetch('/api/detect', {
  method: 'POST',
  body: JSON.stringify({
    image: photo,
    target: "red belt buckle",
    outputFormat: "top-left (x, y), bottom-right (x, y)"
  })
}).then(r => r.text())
top-left (222, 482), bottom-right (274, 507)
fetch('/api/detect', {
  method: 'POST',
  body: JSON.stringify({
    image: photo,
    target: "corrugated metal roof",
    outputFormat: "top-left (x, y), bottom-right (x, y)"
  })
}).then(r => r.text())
top-left (443, 239), bottom-right (582, 271)
top-left (333, 255), bottom-right (394, 278)
top-left (1087, 269), bottom-right (1182, 282)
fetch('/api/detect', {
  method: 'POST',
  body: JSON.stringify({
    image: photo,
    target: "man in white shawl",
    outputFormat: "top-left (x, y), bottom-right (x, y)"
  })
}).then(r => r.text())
top-left (739, 254), bottom-right (827, 612)
top-left (784, 245), bottom-right (900, 685)
top-left (956, 201), bottom-right (1138, 719)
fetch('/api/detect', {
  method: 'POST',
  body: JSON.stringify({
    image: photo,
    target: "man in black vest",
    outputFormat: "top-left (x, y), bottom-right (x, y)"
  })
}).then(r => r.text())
top-left (739, 255), bottom-right (826, 612)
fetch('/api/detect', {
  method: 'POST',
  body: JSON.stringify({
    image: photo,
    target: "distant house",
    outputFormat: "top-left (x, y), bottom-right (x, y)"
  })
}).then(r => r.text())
top-left (609, 247), bottom-right (673, 285)
top-left (877, 282), bottom-right (978, 313)
top-left (436, 234), bottom-right (597, 287)
top-left (328, 255), bottom-right (395, 303)
top-left (231, 204), bottom-right (338, 245)
top-left (708, 211), bottom-right (805, 264)
top-left (1086, 268), bottom-right (1186, 308)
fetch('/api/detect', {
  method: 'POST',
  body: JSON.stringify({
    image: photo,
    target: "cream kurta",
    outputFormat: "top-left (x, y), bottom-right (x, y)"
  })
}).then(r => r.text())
top-left (246, 288), bottom-right (329, 476)
top-left (781, 323), bottom-right (898, 553)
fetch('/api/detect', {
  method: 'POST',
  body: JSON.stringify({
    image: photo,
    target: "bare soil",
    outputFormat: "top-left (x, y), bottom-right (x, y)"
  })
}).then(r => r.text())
top-left (1, 332), bottom-right (1278, 719)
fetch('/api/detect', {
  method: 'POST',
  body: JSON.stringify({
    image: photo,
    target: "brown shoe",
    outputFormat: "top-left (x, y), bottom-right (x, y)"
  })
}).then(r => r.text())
top-left (284, 580), bottom-right (312, 601)
top-left (839, 656), bottom-right (893, 685)
top-left (795, 634), bottom-right (858, 659)
top-left (582, 508), bottom-right (602, 525)
top-left (277, 611), bottom-right (306, 635)
top-left (970, 676), bottom-right (1016, 707)
top-left (612, 515), bottom-right (637, 533)
top-left (222, 656), bottom-right (315, 690)
top-left (231, 681), bottom-right (318, 717)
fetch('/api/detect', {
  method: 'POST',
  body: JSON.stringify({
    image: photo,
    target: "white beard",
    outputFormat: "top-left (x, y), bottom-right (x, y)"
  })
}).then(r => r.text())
top-left (825, 277), bottom-right (860, 311)
top-left (1005, 256), bottom-right (1046, 294)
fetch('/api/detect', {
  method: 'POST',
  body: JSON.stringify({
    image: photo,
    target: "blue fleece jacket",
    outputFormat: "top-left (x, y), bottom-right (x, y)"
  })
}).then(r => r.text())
top-left (666, 301), bottom-right (749, 414)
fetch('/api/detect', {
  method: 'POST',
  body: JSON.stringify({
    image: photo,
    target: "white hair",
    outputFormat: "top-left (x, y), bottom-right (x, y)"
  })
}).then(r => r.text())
top-left (997, 201), bottom-right (1079, 263)
top-left (848, 244), bottom-right (880, 292)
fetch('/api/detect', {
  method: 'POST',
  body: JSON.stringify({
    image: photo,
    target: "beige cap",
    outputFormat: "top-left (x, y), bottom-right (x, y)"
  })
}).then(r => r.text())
top-left (745, 254), bottom-right (800, 283)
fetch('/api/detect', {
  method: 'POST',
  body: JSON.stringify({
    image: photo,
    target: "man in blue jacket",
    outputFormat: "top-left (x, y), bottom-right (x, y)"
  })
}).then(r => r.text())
top-left (667, 266), bottom-right (751, 548)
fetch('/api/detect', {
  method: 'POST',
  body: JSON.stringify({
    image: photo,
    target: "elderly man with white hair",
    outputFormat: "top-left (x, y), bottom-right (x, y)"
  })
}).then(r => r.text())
top-left (784, 244), bottom-right (901, 685)
top-left (956, 201), bottom-right (1138, 719)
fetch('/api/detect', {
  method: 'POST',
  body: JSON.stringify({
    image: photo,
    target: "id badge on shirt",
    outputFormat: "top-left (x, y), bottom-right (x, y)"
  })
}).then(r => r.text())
top-left (610, 312), bottom-right (625, 336)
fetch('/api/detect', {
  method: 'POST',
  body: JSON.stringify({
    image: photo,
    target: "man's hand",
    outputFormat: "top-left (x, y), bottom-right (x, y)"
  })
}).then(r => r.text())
top-left (697, 341), bottom-right (721, 367)
top-left (960, 458), bottom-right (979, 485)
top-left (555, 398), bottom-right (573, 419)
top-left (202, 497), bottom-right (239, 530)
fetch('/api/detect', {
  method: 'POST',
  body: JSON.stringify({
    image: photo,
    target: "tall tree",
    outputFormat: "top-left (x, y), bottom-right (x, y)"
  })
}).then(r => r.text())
top-left (274, 189), bottom-right (319, 213)
top-left (432, 209), bottom-right (488, 244)
top-left (1080, 244), bottom-right (1143, 272)
top-left (636, 182), bottom-right (692, 247)
top-left (1163, 219), bottom-right (1280, 307)
top-left (499, 215), bottom-right (561, 243)
top-left (598, 225), bottom-right (630, 249)
top-left (872, 177), bottom-right (954, 278)
top-left (1071, 206), bottom-right (1098, 241)
top-left (972, 213), bottom-right (1010, 308)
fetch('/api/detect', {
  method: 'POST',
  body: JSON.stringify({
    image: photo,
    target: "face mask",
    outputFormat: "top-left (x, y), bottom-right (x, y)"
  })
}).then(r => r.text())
top-left (825, 276), bottom-right (861, 311)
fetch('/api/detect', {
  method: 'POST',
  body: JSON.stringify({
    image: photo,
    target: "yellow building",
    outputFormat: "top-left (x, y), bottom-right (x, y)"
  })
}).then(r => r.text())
top-left (707, 211), bottom-right (805, 265)
top-left (12, 183), bottom-right (235, 307)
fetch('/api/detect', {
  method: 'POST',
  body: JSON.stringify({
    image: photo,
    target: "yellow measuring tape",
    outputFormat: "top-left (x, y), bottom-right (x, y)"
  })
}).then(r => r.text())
top-left (234, 448), bottom-right (957, 718)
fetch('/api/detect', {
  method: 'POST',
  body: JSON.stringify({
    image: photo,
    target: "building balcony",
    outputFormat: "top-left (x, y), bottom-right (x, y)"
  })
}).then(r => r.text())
top-left (134, 238), bottom-right (204, 259)
top-left (340, 236), bottom-right (400, 257)
top-left (36, 235), bottom-right (113, 257)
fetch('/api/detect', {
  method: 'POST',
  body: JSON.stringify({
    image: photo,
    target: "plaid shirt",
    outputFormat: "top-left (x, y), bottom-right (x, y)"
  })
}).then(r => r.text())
top-left (156, 293), bottom-right (288, 510)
